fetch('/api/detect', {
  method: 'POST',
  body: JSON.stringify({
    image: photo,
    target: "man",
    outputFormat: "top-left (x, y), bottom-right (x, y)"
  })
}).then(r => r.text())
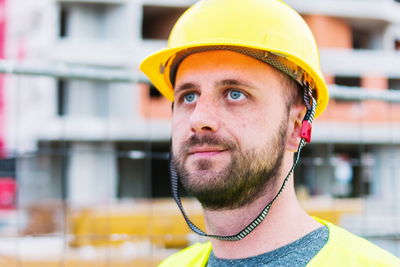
top-left (140, 0), bottom-right (400, 266)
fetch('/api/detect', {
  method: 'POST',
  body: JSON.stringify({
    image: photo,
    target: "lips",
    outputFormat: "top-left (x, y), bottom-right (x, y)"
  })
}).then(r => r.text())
top-left (188, 146), bottom-right (228, 157)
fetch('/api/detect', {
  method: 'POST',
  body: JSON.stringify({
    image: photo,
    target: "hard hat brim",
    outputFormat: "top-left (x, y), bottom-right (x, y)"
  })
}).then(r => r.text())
top-left (140, 42), bottom-right (329, 118)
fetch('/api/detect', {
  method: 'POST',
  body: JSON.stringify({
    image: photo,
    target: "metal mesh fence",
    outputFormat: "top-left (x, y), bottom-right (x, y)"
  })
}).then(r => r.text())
top-left (0, 63), bottom-right (398, 266)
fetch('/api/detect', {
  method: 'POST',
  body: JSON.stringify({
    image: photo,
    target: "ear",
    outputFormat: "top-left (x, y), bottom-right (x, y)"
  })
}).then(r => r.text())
top-left (286, 105), bottom-right (307, 152)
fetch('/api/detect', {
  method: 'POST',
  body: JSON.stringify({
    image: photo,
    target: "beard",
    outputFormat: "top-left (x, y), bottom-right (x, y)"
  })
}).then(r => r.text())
top-left (172, 115), bottom-right (288, 211)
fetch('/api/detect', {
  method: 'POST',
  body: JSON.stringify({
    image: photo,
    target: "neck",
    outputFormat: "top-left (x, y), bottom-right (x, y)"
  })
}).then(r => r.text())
top-left (204, 153), bottom-right (321, 259)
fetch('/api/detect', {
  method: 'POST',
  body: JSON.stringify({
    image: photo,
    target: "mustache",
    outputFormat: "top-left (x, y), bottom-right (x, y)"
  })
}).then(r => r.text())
top-left (180, 133), bottom-right (236, 154)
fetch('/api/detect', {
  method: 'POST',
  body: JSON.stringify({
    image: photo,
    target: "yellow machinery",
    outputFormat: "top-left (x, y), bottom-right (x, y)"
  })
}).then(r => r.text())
top-left (70, 197), bottom-right (362, 248)
top-left (70, 199), bottom-right (206, 248)
top-left (0, 198), bottom-right (362, 267)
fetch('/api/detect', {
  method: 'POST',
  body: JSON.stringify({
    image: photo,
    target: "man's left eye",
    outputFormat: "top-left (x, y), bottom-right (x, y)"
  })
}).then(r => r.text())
top-left (227, 90), bottom-right (246, 101)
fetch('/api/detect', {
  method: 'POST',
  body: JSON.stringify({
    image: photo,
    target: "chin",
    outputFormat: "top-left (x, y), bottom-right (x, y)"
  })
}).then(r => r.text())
top-left (189, 156), bottom-right (230, 170)
top-left (187, 168), bottom-right (222, 181)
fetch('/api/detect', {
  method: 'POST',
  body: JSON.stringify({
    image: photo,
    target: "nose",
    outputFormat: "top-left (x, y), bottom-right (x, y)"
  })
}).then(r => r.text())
top-left (189, 98), bottom-right (219, 133)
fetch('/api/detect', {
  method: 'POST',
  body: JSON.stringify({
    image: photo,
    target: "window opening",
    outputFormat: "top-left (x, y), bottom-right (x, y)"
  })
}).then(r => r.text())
top-left (57, 79), bottom-right (67, 116)
top-left (0, 158), bottom-right (16, 178)
top-left (59, 6), bottom-right (69, 37)
top-left (142, 5), bottom-right (187, 40)
top-left (389, 78), bottom-right (400, 90)
top-left (149, 84), bottom-right (162, 98)
top-left (395, 39), bottom-right (400, 51)
top-left (295, 144), bottom-right (372, 198)
top-left (334, 76), bottom-right (361, 88)
top-left (351, 27), bottom-right (381, 50)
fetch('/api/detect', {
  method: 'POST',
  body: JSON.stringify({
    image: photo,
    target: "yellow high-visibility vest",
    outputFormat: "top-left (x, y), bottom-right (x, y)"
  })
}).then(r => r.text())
top-left (159, 218), bottom-right (400, 266)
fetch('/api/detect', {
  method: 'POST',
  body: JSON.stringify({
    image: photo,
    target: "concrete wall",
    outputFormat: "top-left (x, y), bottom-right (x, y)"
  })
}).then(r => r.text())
top-left (18, 153), bottom-right (64, 206)
top-left (67, 142), bottom-right (117, 205)
top-left (372, 145), bottom-right (400, 202)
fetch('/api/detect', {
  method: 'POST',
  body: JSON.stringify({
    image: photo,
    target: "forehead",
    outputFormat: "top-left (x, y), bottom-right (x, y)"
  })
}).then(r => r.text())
top-left (174, 50), bottom-right (284, 91)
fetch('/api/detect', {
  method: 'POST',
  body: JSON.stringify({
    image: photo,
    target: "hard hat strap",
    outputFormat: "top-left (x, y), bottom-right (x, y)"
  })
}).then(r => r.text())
top-left (169, 86), bottom-right (317, 241)
top-left (300, 84), bottom-right (317, 142)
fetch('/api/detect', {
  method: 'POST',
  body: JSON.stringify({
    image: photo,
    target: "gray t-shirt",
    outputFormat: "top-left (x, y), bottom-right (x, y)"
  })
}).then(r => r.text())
top-left (207, 226), bottom-right (329, 267)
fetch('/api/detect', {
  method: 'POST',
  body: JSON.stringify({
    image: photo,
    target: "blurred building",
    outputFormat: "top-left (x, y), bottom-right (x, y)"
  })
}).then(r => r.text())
top-left (3, 0), bottom-right (400, 211)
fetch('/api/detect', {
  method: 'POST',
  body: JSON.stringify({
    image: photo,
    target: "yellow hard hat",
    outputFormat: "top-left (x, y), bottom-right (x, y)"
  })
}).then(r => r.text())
top-left (140, 0), bottom-right (329, 117)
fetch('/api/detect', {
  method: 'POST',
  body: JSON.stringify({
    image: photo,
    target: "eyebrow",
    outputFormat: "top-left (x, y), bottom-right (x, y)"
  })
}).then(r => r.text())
top-left (174, 82), bottom-right (198, 95)
top-left (216, 79), bottom-right (253, 88)
top-left (174, 79), bottom-right (255, 95)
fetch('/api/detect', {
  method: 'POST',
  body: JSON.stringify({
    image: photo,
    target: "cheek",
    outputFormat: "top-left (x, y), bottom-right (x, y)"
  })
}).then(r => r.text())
top-left (171, 117), bottom-right (187, 154)
top-left (224, 114), bottom-right (261, 151)
top-left (237, 122), bottom-right (266, 149)
top-left (234, 107), bottom-right (280, 148)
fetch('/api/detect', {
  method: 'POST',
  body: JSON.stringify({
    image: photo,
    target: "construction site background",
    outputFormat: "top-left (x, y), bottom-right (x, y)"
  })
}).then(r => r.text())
top-left (0, 0), bottom-right (399, 266)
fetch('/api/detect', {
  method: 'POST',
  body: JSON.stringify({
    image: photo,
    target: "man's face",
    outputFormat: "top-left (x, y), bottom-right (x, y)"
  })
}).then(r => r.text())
top-left (171, 50), bottom-right (291, 210)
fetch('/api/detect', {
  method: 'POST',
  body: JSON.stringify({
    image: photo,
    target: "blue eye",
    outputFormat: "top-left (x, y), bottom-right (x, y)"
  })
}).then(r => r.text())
top-left (183, 92), bottom-right (198, 103)
top-left (227, 90), bottom-right (245, 101)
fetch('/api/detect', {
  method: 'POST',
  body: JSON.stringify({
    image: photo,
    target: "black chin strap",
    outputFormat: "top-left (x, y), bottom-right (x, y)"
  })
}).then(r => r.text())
top-left (170, 85), bottom-right (317, 241)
